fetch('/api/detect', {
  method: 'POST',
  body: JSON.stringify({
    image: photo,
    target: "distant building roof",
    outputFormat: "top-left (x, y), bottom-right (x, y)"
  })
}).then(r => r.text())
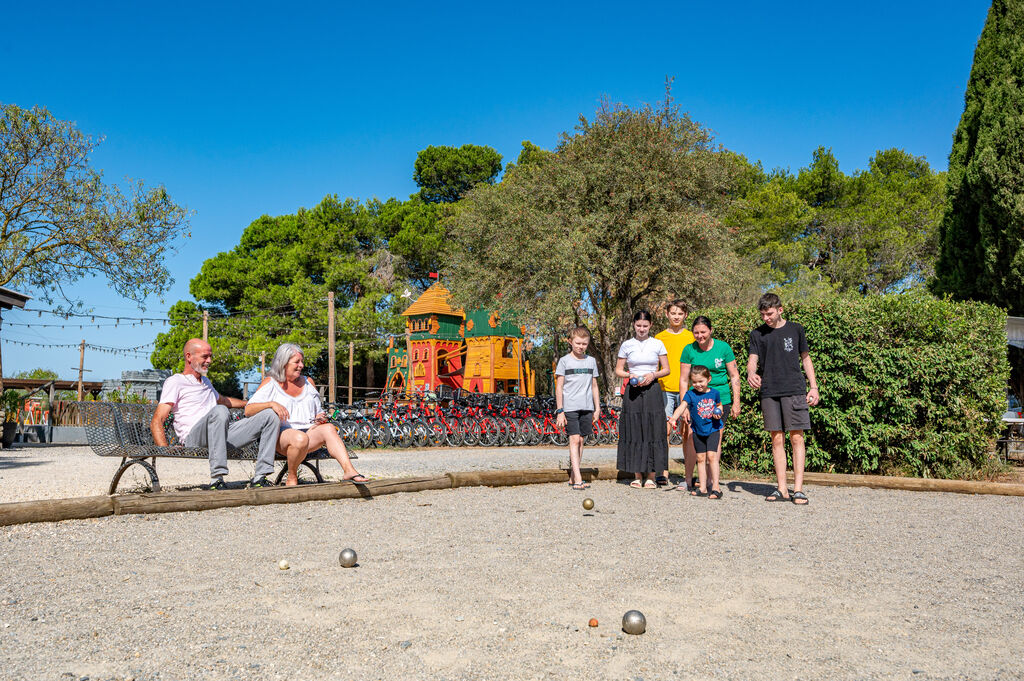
top-left (400, 283), bottom-right (465, 319)
top-left (0, 286), bottom-right (30, 310)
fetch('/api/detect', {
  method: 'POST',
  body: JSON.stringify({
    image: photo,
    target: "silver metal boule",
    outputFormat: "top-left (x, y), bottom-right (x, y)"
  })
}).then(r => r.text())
top-left (338, 548), bottom-right (357, 568)
top-left (621, 610), bottom-right (646, 635)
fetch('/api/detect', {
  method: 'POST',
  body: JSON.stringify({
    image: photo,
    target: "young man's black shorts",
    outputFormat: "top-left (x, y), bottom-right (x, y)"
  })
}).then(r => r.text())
top-left (564, 410), bottom-right (594, 437)
top-left (761, 395), bottom-right (811, 432)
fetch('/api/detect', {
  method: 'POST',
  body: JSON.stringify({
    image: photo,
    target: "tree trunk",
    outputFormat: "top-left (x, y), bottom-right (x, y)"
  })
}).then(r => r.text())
top-left (365, 356), bottom-right (374, 391)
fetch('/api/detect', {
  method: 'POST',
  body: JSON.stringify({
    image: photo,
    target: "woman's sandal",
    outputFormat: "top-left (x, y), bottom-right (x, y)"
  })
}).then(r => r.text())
top-left (643, 479), bottom-right (657, 489)
top-left (791, 490), bottom-right (809, 505)
top-left (343, 473), bottom-right (370, 484)
top-left (765, 488), bottom-right (789, 502)
top-left (629, 479), bottom-right (643, 488)
top-left (570, 482), bottom-right (587, 491)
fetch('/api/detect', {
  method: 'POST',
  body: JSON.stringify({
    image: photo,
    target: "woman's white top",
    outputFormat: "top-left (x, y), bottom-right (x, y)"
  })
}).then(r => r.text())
top-left (617, 337), bottom-right (667, 375)
top-left (249, 377), bottom-right (323, 430)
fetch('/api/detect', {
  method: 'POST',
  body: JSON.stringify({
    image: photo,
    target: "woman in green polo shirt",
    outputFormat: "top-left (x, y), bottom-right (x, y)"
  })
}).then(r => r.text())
top-left (676, 316), bottom-right (741, 496)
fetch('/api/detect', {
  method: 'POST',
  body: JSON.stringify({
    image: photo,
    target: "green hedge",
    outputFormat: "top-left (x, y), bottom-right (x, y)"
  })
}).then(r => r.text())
top-left (694, 293), bottom-right (1008, 478)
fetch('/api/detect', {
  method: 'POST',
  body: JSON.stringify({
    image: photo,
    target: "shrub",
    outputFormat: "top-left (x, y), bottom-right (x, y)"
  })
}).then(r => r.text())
top-left (696, 292), bottom-right (1007, 478)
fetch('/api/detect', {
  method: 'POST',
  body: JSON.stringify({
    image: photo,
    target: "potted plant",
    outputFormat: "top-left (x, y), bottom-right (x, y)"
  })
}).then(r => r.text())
top-left (1, 390), bottom-right (21, 448)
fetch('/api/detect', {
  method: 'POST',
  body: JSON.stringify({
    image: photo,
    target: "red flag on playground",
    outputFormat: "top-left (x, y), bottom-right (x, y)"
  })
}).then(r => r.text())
top-left (429, 272), bottom-right (439, 279)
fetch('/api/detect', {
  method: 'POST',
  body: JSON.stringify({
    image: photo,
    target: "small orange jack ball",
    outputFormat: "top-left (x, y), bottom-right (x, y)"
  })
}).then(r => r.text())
top-left (588, 618), bottom-right (599, 627)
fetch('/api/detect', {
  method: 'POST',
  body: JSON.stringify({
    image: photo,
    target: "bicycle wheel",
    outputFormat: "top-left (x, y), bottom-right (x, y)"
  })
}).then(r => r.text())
top-left (550, 422), bottom-right (568, 446)
top-left (477, 417), bottom-right (499, 447)
top-left (460, 417), bottom-right (480, 446)
top-left (520, 416), bottom-right (542, 446)
top-left (356, 422), bottom-right (373, 449)
top-left (395, 422), bottom-right (414, 448)
top-left (499, 417), bottom-right (518, 446)
top-left (338, 419), bottom-right (358, 446)
top-left (444, 417), bottom-right (465, 447)
top-left (373, 421), bottom-right (393, 448)
top-left (410, 419), bottom-right (430, 448)
top-left (429, 420), bottom-right (447, 446)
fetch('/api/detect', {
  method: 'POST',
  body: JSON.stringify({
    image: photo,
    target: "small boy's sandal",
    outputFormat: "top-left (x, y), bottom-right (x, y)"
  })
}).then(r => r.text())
top-left (765, 489), bottom-right (790, 502)
top-left (791, 491), bottom-right (809, 505)
top-left (707, 489), bottom-right (723, 500)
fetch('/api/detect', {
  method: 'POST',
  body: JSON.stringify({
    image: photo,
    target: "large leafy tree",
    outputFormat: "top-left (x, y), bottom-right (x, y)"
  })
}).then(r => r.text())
top-left (729, 147), bottom-right (944, 298)
top-left (444, 93), bottom-right (742, 395)
top-left (0, 104), bottom-right (191, 304)
top-left (378, 144), bottom-right (505, 289)
top-left (152, 196), bottom-right (402, 395)
top-left (0, 103), bottom-right (191, 393)
top-left (931, 0), bottom-right (1024, 315)
top-left (412, 144), bottom-right (502, 204)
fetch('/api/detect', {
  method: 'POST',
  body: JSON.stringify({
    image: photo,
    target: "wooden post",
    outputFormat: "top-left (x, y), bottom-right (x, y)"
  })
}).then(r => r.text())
top-left (405, 326), bottom-right (412, 396)
top-left (202, 311), bottom-right (209, 342)
top-left (348, 341), bottom-right (354, 405)
top-left (259, 351), bottom-right (266, 378)
top-left (328, 291), bottom-right (336, 404)
top-left (77, 340), bottom-right (85, 401)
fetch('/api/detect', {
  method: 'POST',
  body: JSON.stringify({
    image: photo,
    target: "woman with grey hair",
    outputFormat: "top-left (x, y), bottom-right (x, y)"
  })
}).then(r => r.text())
top-left (246, 343), bottom-right (368, 485)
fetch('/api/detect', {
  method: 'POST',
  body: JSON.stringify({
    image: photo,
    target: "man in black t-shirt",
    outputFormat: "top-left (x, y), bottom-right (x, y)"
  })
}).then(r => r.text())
top-left (746, 293), bottom-right (820, 505)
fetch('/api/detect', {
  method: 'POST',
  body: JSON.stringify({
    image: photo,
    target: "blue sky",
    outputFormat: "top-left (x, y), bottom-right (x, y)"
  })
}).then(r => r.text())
top-left (1, 0), bottom-right (992, 382)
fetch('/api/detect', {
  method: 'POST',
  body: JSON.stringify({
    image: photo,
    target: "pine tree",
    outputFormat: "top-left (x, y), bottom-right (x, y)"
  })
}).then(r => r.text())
top-left (931, 0), bottom-right (1024, 314)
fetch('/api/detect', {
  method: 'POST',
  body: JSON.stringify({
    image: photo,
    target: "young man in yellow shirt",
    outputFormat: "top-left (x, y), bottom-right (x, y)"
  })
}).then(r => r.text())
top-left (655, 300), bottom-right (696, 488)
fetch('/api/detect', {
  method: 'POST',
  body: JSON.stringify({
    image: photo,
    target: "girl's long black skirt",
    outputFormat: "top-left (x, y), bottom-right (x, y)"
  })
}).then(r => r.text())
top-left (616, 382), bottom-right (669, 473)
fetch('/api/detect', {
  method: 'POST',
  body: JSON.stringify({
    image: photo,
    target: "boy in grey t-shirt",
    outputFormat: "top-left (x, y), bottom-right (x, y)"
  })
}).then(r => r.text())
top-left (555, 326), bottom-right (602, 491)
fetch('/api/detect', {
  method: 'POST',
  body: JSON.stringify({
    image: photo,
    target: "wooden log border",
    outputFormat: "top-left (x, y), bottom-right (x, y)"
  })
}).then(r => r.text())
top-left (0, 467), bottom-right (1022, 527)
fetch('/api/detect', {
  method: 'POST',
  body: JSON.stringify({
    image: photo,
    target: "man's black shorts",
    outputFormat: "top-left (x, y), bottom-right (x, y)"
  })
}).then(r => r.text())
top-left (761, 395), bottom-right (811, 432)
top-left (564, 410), bottom-right (594, 437)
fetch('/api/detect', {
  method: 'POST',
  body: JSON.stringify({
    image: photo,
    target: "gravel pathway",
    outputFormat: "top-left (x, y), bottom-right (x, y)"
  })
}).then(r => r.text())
top-left (1, 464), bottom-right (1023, 680)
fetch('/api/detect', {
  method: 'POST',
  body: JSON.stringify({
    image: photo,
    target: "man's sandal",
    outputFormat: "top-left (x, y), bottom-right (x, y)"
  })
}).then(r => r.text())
top-left (765, 489), bottom-right (790, 502)
top-left (708, 489), bottom-right (723, 500)
top-left (791, 491), bottom-right (809, 505)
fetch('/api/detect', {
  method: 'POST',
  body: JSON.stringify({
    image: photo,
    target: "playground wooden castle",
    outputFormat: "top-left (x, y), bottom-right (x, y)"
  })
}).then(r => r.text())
top-left (385, 282), bottom-right (535, 396)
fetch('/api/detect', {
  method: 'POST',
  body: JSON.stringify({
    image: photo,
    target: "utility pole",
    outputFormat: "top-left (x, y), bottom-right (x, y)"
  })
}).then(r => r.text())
top-left (328, 291), bottom-right (336, 404)
top-left (202, 311), bottom-right (209, 342)
top-left (348, 341), bottom-right (354, 405)
top-left (77, 340), bottom-right (85, 400)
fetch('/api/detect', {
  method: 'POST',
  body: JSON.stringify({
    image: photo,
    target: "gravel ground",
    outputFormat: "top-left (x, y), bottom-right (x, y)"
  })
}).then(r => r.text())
top-left (0, 444), bottom-right (618, 502)
top-left (1, 449), bottom-right (1023, 680)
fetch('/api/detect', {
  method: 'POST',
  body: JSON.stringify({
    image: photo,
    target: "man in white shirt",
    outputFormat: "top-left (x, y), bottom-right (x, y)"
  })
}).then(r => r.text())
top-left (150, 338), bottom-right (281, 489)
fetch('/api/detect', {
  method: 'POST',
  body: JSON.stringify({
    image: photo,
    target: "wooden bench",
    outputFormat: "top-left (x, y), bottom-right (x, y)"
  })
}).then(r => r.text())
top-left (78, 402), bottom-right (336, 494)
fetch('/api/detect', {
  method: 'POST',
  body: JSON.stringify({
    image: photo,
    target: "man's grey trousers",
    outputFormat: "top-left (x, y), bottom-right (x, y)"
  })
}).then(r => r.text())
top-left (183, 405), bottom-right (279, 481)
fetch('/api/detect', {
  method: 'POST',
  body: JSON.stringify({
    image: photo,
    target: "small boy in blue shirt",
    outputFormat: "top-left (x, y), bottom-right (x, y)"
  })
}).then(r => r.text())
top-left (670, 365), bottom-right (723, 498)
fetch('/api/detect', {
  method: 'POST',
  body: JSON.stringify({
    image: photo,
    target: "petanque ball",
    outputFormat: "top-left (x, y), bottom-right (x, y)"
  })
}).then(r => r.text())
top-left (621, 610), bottom-right (646, 635)
top-left (338, 548), bottom-right (358, 568)
top-left (582, 498), bottom-right (595, 511)
top-left (278, 560), bottom-right (290, 570)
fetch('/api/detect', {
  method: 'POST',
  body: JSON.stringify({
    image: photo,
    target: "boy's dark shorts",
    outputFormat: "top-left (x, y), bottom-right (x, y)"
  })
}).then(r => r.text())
top-left (761, 395), bottom-right (811, 432)
top-left (564, 410), bottom-right (594, 437)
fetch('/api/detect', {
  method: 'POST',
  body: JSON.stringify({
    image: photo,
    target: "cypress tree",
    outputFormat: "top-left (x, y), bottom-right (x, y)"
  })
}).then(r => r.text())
top-left (931, 1), bottom-right (1024, 314)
